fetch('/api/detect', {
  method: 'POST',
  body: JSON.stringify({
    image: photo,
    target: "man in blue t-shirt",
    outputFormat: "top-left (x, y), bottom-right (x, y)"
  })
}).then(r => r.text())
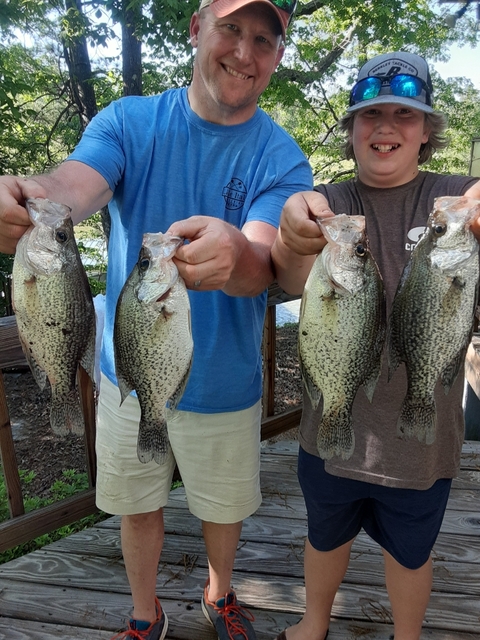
top-left (0, 1), bottom-right (312, 639)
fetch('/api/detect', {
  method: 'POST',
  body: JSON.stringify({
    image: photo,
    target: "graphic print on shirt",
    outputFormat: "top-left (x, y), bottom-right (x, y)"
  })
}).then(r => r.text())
top-left (405, 226), bottom-right (426, 252)
top-left (222, 178), bottom-right (247, 211)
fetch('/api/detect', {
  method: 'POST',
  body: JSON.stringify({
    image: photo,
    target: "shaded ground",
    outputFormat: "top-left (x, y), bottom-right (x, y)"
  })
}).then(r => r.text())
top-left (2, 323), bottom-right (301, 500)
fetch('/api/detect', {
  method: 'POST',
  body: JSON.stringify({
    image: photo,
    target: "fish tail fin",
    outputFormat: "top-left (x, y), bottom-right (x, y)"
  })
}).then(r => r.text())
top-left (137, 421), bottom-right (170, 465)
top-left (50, 389), bottom-right (85, 436)
top-left (397, 396), bottom-right (436, 444)
top-left (317, 409), bottom-right (355, 460)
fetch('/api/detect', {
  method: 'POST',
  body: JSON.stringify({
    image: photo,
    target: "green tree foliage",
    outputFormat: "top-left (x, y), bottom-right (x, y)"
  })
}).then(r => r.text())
top-left (0, 0), bottom-right (479, 182)
top-left (260, 0), bottom-right (480, 181)
top-left (429, 75), bottom-right (480, 175)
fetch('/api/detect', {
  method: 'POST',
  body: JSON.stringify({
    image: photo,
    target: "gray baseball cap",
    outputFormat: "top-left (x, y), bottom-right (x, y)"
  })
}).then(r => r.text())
top-left (347, 51), bottom-right (434, 114)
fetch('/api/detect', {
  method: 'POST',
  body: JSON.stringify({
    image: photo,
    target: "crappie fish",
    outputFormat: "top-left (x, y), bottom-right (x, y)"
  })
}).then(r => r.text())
top-left (388, 196), bottom-right (480, 444)
top-left (114, 232), bottom-right (193, 465)
top-left (299, 214), bottom-right (386, 460)
top-left (12, 198), bottom-right (96, 436)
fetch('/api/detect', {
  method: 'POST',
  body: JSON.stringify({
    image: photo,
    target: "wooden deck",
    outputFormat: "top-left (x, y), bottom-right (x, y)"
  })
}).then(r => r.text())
top-left (0, 439), bottom-right (479, 640)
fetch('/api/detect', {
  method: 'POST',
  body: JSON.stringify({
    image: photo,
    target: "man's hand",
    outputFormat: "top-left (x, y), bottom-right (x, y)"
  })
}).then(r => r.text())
top-left (0, 177), bottom-right (47, 254)
top-left (167, 216), bottom-right (276, 296)
top-left (168, 216), bottom-right (241, 290)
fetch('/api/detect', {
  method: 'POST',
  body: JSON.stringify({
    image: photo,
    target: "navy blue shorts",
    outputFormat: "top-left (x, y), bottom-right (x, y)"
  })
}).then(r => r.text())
top-left (298, 447), bottom-right (452, 570)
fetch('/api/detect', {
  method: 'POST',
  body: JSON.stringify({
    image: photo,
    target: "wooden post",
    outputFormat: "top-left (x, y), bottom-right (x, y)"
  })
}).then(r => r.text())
top-left (0, 371), bottom-right (24, 518)
top-left (262, 305), bottom-right (276, 419)
top-left (78, 366), bottom-right (97, 488)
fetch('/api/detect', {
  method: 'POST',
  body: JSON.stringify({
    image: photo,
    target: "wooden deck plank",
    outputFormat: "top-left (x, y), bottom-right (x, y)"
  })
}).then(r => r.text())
top-left (1, 565), bottom-right (480, 635)
top-left (43, 523), bottom-right (480, 566)
top-left (1, 533), bottom-right (480, 599)
top-left (0, 440), bottom-right (479, 639)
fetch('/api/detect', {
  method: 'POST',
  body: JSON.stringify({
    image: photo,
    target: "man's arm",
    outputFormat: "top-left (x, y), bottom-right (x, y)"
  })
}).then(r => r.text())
top-left (0, 161), bottom-right (113, 254)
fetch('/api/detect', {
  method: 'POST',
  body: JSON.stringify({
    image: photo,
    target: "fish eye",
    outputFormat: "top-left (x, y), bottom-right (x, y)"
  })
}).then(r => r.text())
top-left (139, 258), bottom-right (150, 271)
top-left (433, 224), bottom-right (446, 236)
top-left (355, 243), bottom-right (366, 257)
top-left (55, 230), bottom-right (68, 243)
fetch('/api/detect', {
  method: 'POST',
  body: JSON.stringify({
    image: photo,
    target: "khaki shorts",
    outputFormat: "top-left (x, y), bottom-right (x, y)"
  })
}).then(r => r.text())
top-left (95, 374), bottom-right (262, 523)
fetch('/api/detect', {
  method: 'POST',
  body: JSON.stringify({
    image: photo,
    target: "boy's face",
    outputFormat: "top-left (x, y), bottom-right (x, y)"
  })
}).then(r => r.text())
top-left (351, 104), bottom-right (430, 188)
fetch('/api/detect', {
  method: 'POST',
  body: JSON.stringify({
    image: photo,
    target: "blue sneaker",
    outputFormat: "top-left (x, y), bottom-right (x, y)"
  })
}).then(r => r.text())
top-left (112, 597), bottom-right (168, 640)
top-left (201, 579), bottom-right (257, 640)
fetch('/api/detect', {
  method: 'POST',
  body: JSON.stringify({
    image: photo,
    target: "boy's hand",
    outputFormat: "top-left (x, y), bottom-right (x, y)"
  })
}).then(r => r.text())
top-left (465, 181), bottom-right (480, 242)
top-left (279, 191), bottom-right (335, 256)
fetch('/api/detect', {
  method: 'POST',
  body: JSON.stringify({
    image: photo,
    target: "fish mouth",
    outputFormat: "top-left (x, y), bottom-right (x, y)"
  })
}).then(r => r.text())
top-left (223, 64), bottom-right (251, 81)
top-left (157, 288), bottom-right (171, 303)
top-left (371, 143), bottom-right (400, 153)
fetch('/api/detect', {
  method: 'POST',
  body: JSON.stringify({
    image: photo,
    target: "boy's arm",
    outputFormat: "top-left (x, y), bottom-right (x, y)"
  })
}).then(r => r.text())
top-left (465, 181), bottom-right (480, 243)
top-left (271, 191), bottom-right (334, 295)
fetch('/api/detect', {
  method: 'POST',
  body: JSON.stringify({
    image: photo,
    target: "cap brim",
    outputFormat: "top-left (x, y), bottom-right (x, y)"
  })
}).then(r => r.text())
top-left (347, 94), bottom-right (433, 114)
top-left (206, 0), bottom-right (288, 39)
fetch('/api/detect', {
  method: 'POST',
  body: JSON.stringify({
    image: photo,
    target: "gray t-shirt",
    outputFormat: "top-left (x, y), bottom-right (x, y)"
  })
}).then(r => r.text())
top-left (299, 171), bottom-right (478, 489)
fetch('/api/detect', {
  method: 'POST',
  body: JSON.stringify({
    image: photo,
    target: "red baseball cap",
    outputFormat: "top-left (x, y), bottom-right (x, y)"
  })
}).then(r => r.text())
top-left (198, 0), bottom-right (296, 40)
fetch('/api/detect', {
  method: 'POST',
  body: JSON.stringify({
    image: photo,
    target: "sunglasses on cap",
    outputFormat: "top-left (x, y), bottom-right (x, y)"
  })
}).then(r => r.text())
top-left (269, 0), bottom-right (298, 25)
top-left (349, 74), bottom-right (432, 107)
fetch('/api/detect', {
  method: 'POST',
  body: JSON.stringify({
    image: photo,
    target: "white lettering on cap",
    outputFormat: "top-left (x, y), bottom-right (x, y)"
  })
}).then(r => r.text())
top-left (369, 58), bottom-right (418, 77)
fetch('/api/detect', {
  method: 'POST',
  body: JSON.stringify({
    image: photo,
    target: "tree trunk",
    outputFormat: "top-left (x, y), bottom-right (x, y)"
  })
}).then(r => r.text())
top-left (63, 0), bottom-right (98, 130)
top-left (122, 0), bottom-right (143, 96)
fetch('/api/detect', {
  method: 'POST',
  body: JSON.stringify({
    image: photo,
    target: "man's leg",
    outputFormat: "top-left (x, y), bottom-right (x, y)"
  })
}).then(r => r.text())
top-left (383, 550), bottom-right (432, 640)
top-left (167, 401), bottom-right (262, 601)
top-left (202, 520), bottom-right (243, 599)
top-left (279, 538), bottom-right (352, 640)
top-left (121, 509), bottom-right (165, 622)
top-left (96, 375), bottom-right (175, 637)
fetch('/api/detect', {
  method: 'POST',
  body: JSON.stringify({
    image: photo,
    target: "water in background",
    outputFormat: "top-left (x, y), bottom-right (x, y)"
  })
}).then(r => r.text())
top-left (276, 299), bottom-right (301, 327)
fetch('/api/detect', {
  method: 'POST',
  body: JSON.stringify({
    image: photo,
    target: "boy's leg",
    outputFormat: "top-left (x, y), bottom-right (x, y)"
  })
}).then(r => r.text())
top-left (278, 448), bottom-right (368, 640)
top-left (281, 538), bottom-right (353, 640)
top-left (383, 550), bottom-right (432, 640)
top-left (367, 477), bottom-right (451, 640)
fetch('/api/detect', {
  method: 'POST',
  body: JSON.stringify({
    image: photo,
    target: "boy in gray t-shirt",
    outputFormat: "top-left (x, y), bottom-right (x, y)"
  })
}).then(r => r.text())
top-left (271, 51), bottom-right (480, 640)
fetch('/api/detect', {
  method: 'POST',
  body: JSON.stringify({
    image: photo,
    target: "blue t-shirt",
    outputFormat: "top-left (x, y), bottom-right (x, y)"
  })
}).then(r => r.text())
top-left (68, 87), bottom-right (313, 412)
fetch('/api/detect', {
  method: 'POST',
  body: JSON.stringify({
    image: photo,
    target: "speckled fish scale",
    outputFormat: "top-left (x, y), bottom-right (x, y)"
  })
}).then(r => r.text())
top-left (388, 196), bottom-right (480, 444)
top-left (299, 215), bottom-right (386, 460)
top-left (12, 198), bottom-right (96, 436)
top-left (114, 232), bottom-right (193, 464)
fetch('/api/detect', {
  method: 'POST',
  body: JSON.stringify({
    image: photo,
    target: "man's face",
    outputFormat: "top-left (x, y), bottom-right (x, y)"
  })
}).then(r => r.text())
top-left (351, 103), bottom-right (430, 188)
top-left (189, 4), bottom-right (284, 124)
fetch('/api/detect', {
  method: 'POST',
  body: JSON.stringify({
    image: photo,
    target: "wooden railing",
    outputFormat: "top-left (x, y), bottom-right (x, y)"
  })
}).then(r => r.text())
top-left (0, 315), bottom-right (98, 552)
top-left (0, 287), bottom-right (302, 552)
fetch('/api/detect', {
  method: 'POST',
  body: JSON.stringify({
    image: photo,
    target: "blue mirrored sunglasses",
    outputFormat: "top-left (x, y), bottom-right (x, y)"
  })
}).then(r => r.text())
top-left (349, 74), bottom-right (432, 107)
top-left (270, 0), bottom-right (297, 24)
